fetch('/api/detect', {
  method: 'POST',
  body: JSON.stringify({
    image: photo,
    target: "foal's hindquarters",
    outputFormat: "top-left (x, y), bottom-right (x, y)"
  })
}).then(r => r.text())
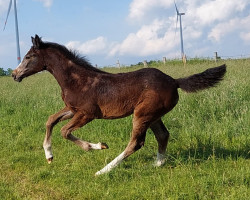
top-left (95, 83), bottom-right (179, 175)
top-left (95, 64), bottom-right (227, 175)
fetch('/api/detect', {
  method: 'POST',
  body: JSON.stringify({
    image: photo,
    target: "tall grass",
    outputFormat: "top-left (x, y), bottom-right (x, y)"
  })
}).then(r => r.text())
top-left (0, 59), bottom-right (249, 199)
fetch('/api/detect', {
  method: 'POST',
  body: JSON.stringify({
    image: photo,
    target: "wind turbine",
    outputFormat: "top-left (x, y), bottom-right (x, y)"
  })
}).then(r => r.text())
top-left (175, 2), bottom-right (186, 62)
top-left (3, 0), bottom-right (21, 64)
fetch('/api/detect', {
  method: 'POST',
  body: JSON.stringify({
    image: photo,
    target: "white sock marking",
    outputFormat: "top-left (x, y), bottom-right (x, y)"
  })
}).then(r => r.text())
top-left (95, 151), bottom-right (126, 175)
top-left (90, 142), bottom-right (102, 150)
top-left (43, 144), bottom-right (53, 159)
top-left (154, 152), bottom-right (165, 167)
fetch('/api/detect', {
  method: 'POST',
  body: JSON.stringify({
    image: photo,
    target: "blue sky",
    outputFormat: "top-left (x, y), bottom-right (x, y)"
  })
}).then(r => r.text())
top-left (0, 0), bottom-right (250, 70)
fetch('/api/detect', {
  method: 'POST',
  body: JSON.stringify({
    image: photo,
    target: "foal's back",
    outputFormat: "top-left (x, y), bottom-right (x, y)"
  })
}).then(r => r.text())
top-left (95, 68), bottom-right (179, 119)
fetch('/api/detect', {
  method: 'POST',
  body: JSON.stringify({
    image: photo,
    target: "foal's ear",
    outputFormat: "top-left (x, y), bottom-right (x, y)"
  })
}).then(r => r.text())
top-left (31, 34), bottom-right (42, 49)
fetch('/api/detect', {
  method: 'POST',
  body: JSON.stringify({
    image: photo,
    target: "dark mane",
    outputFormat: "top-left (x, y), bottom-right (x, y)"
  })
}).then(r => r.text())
top-left (39, 41), bottom-right (106, 73)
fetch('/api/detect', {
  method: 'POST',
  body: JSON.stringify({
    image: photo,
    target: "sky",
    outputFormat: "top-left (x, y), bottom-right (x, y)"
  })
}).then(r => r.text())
top-left (0, 0), bottom-right (250, 70)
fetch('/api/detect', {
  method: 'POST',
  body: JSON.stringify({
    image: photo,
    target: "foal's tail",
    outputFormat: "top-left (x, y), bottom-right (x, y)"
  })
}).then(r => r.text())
top-left (176, 64), bottom-right (226, 93)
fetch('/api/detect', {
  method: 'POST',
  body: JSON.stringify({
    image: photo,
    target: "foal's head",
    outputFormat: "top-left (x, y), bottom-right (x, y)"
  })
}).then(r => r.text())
top-left (12, 35), bottom-right (46, 82)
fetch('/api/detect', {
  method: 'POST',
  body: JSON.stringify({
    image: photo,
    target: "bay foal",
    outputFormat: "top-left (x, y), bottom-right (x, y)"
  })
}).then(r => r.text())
top-left (12, 35), bottom-right (226, 175)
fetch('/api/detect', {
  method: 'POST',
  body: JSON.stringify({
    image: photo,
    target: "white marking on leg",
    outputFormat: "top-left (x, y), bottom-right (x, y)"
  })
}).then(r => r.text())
top-left (43, 143), bottom-right (53, 160)
top-left (154, 152), bottom-right (165, 167)
top-left (90, 142), bottom-right (102, 150)
top-left (95, 151), bottom-right (126, 176)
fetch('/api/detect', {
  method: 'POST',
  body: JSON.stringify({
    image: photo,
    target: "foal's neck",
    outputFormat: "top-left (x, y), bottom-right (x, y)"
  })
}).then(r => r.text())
top-left (46, 56), bottom-right (101, 91)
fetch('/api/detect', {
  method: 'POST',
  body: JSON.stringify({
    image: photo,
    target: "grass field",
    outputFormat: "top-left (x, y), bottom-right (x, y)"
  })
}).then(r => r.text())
top-left (0, 59), bottom-right (249, 199)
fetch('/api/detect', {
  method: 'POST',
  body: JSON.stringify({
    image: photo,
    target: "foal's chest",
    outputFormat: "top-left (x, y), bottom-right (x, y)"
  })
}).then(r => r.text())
top-left (61, 88), bottom-right (96, 113)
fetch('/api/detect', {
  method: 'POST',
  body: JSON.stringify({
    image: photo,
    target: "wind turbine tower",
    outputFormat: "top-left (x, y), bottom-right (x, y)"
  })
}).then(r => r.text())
top-left (175, 3), bottom-right (186, 62)
top-left (3, 0), bottom-right (21, 64)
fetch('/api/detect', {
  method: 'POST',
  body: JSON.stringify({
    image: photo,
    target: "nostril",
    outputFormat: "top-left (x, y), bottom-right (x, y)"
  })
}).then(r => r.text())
top-left (11, 71), bottom-right (17, 79)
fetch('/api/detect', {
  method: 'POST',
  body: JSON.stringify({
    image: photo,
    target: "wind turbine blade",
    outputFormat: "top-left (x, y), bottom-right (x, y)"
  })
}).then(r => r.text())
top-left (174, 2), bottom-right (179, 15)
top-left (3, 0), bottom-right (13, 31)
top-left (175, 3), bottom-right (179, 34)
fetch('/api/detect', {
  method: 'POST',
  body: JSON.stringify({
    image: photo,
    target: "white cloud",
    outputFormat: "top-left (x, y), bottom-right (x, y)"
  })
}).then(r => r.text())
top-left (0, 0), bottom-right (53, 17)
top-left (66, 37), bottom-right (108, 55)
top-left (184, 26), bottom-right (202, 40)
top-left (34, 0), bottom-right (53, 8)
top-left (193, 0), bottom-right (247, 25)
top-left (66, 19), bottom-right (179, 58)
top-left (128, 0), bottom-right (172, 21)
top-left (0, 0), bottom-right (9, 16)
top-left (109, 19), bottom-right (178, 57)
top-left (208, 19), bottom-right (239, 42)
top-left (68, 0), bottom-right (250, 60)
top-left (208, 15), bottom-right (250, 42)
top-left (0, 0), bottom-right (7, 8)
top-left (240, 32), bottom-right (250, 43)
top-left (239, 15), bottom-right (250, 43)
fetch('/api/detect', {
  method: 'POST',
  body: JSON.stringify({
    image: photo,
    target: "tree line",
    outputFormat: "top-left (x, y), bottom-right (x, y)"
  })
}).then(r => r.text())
top-left (0, 68), bottom-right (13, 76)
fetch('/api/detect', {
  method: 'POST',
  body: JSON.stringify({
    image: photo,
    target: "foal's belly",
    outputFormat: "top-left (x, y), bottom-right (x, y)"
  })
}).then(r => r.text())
top-left (99, 102), bottom-right (134, 119)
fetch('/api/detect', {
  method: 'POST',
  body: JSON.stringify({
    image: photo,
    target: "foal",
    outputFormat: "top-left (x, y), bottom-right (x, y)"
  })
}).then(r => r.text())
top-left (12, 35), bottom-right (226, 175)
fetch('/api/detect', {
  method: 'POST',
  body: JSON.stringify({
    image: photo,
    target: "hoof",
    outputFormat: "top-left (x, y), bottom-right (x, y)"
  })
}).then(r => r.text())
top-left (154, 160), bottom-right (165, 167)
top-left (47, 157), bottom-right (53, 164)
top-left (100, 143), bottom-right (109, 149)
top-left (154, 152), bottom-right (165, 167)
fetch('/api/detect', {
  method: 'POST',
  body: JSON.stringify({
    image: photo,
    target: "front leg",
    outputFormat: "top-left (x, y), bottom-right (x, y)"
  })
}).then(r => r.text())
top-left (60, 112), bottom-right (109, 151)
top-left (43, 107), bottom-right (74, 163)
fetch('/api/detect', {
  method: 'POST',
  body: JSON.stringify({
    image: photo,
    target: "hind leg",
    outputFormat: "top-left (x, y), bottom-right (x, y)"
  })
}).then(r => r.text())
top-left (95, 115), bottom-right (149, 175)
top-left (150, 119), bottom-right (170, 166)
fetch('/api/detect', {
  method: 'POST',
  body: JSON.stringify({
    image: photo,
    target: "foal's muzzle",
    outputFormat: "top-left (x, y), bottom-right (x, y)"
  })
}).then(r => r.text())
top-left (12, 70), bottom-right (23, 82)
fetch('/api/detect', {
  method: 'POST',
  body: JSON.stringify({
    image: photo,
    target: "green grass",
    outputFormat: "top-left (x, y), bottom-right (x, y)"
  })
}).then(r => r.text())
top-left (0, 59), bottom-right (249, 199)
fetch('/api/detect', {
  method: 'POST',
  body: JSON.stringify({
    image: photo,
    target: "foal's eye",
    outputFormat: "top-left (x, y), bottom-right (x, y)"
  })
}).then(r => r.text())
top-left (25, 56), bottom-right (31, 59)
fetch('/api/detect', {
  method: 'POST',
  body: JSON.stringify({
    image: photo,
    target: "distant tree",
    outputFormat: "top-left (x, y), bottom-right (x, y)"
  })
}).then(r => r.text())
top-left (0, 68), bottom-right (6, 76)
top-left (6, 68), bottom-right (13, 76)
